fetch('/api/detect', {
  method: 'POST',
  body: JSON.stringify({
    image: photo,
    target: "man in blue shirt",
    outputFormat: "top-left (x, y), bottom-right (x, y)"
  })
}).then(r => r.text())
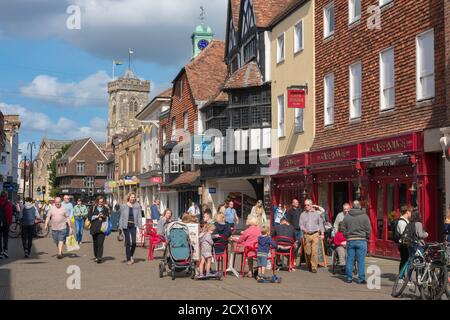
top-left (62, 195), bottom-right (74, 221)
top-left (225, 200), bottom-right (239, 228)
top-left (151, 199), bottom-right (161, 222)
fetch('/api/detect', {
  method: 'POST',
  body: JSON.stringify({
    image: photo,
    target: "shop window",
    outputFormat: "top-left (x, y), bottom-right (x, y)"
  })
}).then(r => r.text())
top-left (377, 184), bottom-right (384, 239)
top-left (386, 184), bottom-right (395, 241)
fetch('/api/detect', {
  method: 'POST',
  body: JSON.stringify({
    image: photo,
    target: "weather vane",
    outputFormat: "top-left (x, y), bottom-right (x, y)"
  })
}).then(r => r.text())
top-left (200, 6), bottom-right (206, 22)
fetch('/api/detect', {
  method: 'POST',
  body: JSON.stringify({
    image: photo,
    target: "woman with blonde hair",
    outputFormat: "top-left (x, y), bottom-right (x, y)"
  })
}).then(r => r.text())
top-left (249, 200), bottom-right (267, 228)
top-left (119, 192), bottom-right (143, 265)
top-left (234, 215), bottom-right (262, 277)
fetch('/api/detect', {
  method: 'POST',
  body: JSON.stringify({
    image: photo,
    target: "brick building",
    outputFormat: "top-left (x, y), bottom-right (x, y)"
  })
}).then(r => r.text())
top-left (56, 138), bottom-right (108, 201)
top-left (159, 30), bottom-right (227, 218)
top-left (308, 0), bottom-right (449, 257)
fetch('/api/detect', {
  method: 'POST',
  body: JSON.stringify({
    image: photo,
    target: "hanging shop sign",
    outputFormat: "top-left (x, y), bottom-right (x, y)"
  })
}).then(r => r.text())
top-left (287, 89), bottom-right (306, 108)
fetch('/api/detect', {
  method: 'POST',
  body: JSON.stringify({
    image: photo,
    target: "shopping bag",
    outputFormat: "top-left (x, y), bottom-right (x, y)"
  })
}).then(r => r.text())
top-left (105, 218), bottom-right (112, 236)
top-left (66, 235), bottom-right (80, 252)
top-left (100, 218), bottom-right (109, 234)
top-left (84, 219), bottom-right (91, 230)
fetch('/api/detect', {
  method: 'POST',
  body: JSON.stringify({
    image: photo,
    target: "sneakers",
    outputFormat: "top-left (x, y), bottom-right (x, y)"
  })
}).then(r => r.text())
top-left (356, 279), bottom-right (367, 284)
top-left (345, 279), bottom-right (353, 283)
top-left (130, 257), bottom-right (134, 264)
top-left (1, 251), bottom-right (8, 259)
top-left (126, 261), bottom-right (133, 265)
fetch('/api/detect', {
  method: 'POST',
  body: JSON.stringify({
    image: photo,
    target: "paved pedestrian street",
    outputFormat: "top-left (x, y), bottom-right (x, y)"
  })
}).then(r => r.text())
top-left (0, 233), bottom-right (433, 300)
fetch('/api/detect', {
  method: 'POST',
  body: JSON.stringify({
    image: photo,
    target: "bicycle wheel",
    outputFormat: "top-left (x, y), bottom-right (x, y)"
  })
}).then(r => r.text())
top-left (419, 263), bottom-right (448, 300)
top-left (35, 222), bottom-right (49, 238)
top-left (8, 222), bottom-right (21, 238)
top-left (391, 262), bottom-right (412, 298)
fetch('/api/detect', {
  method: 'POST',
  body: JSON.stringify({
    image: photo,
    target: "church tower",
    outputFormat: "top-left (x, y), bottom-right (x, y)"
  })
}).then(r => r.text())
top-left (106, 68), bottom-right (151, 145)
top-left (191, 7), bottom-right (214, 58)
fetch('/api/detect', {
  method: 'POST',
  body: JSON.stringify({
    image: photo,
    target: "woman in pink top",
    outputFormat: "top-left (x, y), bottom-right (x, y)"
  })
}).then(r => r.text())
top-left (234, 216), bottom-right (261, 277)
top-left (44, 197), bottom-right (72, 259)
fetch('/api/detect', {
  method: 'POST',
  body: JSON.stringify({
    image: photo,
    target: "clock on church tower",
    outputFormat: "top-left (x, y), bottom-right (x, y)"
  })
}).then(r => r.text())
top-left (191, 8), bottom-right (214, 58)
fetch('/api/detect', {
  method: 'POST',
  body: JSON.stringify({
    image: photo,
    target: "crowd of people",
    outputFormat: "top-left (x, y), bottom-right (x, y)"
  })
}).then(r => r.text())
top-left (2, 190), bottom-right (450, 287)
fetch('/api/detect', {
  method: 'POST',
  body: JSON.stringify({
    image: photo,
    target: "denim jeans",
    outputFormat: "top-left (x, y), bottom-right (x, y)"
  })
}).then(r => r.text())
top-left (346, 240), bottom-right (367, 281)
top-left (294, 230), bottom-right (303, 259)
top-left (75, 218), bottom-right (84, 243)
top-left (123, 226), bottom-right (137, 261)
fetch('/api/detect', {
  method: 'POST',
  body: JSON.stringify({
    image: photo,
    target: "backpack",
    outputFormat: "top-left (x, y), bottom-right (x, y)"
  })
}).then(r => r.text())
top-left (400, 222), bottom-right (417, 246)
top-left (392, 217), bottom-right (408, 243)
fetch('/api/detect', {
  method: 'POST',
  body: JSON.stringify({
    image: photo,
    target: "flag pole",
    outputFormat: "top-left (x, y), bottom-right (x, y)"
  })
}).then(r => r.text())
top-left (112, 60), bottom-right (115, 80)
top-left (128, 49), bottom-right (132, 71)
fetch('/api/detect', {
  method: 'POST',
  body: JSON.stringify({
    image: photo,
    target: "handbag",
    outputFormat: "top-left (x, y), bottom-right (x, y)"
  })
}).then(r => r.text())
top-left (84, 219), bottom-right (91, 230)
top-left (101, 217), bottom-right (109, 233)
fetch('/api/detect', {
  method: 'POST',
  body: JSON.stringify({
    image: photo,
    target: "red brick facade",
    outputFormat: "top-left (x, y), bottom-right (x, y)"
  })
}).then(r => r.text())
top-left (313, 0), bottom-right (447, 150)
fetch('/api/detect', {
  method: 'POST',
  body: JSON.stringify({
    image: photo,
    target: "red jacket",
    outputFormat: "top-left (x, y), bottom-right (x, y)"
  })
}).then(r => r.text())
top-left (0, 196), bottom-right (13, 225)
top-left (333, 232), bottom-right (347, 247)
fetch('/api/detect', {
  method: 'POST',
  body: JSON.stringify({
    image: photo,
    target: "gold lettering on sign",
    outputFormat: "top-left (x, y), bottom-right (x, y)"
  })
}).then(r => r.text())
top-left (370, 139), bottom-right (407, 154)
top-left (319, 150), bottom-right (349, 161)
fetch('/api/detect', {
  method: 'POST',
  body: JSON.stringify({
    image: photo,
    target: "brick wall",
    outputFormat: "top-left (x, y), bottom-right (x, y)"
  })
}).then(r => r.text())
top-left (159, 72), bottom-right (197, 154)
top-left (445, 0), bottom-right (450, 125)
top-left (313, 0), bottom-right (446, 150)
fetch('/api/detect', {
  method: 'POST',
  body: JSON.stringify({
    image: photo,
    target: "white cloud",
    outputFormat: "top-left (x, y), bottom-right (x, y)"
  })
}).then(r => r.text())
top-left (0, 0), bottom-right (227, 66)
top-left (0, 102), bottom-right (106, 142)
top-left (20, 70), bottom-right (110, 107)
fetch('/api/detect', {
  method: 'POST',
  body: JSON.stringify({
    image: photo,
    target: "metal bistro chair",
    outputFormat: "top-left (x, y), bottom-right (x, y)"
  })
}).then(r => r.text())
top-left (241, 242), bottom-right (258, 278)
top-left (213, 235), bottom-right (229, 278)
top-left (140, 221), bottom-right (154, 248)
top-left (271, 236), bottom-right (296, 272)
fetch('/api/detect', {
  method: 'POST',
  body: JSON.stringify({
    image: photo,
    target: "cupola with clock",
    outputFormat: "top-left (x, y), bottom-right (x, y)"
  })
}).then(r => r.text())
top-left (191, 6), bottom-right (214, 58)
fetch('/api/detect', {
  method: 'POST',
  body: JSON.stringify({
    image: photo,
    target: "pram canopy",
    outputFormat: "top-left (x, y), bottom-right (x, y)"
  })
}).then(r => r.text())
top-left (166, 222), bottom-right (191, 261)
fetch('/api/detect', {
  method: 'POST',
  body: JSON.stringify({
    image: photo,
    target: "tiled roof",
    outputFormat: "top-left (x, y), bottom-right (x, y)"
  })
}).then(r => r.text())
top-left (59, 138), bottom-right (90, 161)
top-left (253, 0), bottom-right (294, 28)
top-left (223, 61), bottom-right (264, 90)
top-left (169, 170), bottom-right (200, 187)
top-left (202, 90), bottom-right (228, 110)
top-left (268, 0), bottom-right (307, 27)
top-left (231, 0), bottom-right (240, 31)
top-left (184, 40), bottom-right (228, 102)
top-left (157, 88), bottom-right (172, 98)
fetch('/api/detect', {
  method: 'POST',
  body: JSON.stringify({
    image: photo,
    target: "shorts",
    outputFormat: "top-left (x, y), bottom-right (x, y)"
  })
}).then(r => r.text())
top-left (52, 230), bottom-right (67, 244)
top-left (201, 251), bottom-right (212, 259)
top-left (257, 255), bottom-right (268, 268)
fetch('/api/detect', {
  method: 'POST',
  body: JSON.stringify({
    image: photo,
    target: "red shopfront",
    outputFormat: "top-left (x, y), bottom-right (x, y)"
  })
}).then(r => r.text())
top-left (308, 132), bottom-right (439, 258)
top-left (270, 132), bottom-right (440, 258)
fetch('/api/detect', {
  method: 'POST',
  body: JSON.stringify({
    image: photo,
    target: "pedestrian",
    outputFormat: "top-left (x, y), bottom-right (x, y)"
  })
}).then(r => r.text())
top-left (404, 209), bottom-right (429, 253)
top-left (285, 199), bottom-right (303, 260)
top-left (394, 205), bottom-right (412, 272)
top-left (197, 223), bottom-right (216, 277)
top-left (151, 199), bottom-right (161, 223)
top-left (119, 192), bottom-right (143, 265)
top-left (62, 195), bottom-right (74, 239)
top-left (188, 202), bottom-right (200, 218)
top-left (249, 200), bottom-right (267, 228)
top-left (333, 203), bottom-right (351, 234)
top-left (44, 197), bottom-right (72, 259)
top-left (274, 203), bottom-right (286, 226)
top-left (219, 200), bottom-right (228, 215)
top-left (213, 212), bottom-right (232, 239)
top-left (233, 216), bottom-right (261, 278)
top-left (444, 205), bottom-right (450, 242)
top-left (256, 225), bottom-right (278, 280)
top-left (202, 209), bottom-right (213, 225)
top-left (271, 217), bottom-right (297, 270)
top-left (73, 199), bottom-right (88, 245)
top-left (20, 197), bottom-right (40, 258)
top-left (299, 199), bottom-right (325, 273)
top-left (0, 191), bottom-right (13, 259)
top-left (157, 209), bottom-right (172, 239)
top-left (333, 222), bottom-right (347, 271)
top-left (342, 200), bottom-right (371, 284)
top-left (225, 200), bottom-right (239, 229)
top-left (88, 196), bottom-right (110, 264)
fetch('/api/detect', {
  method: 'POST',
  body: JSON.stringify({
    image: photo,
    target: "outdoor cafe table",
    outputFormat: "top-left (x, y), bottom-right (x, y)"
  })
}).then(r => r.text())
top-left (226, 236), bottom-right (244, 278)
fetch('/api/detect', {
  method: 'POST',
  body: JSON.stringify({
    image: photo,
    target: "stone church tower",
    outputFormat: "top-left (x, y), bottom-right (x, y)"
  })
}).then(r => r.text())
top-left (106, 69), bottom-right (151, 145)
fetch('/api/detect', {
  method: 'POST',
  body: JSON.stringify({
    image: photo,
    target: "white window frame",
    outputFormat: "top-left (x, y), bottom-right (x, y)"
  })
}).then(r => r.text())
top-left (323, 2), bottom-right (335, 38)
top-left (170, 153), bottom-right (179, 173)
top-left (183, 112), bottom-right (188, 131)
top-left (294, 108), bottom-right (304, 133)
top-left (294, 20), bottom-right (304, 53)
top-left (277, 33), bottom-right (285, 63)
top-left (277, 94), bottom-right (285, 138)
top-left (416, 29), bottom-right (435, 101)
top-left (380, 47), bottom-right (395, 111)
top-left (96, 162), bottom-right (105, 174)
top-left (379, 0), bottom-right (393, 7)
top-left (349, 61), bottom-right (362, 119)
top-left (324, 74), bottom-right (335, 126)
top-left (349, 0), bottom-right (361, 24)
top-left (76, 161), bottom-right (85, 174)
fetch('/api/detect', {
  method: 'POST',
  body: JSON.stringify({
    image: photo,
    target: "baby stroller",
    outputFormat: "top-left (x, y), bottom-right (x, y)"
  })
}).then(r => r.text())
top-left (159, 221), bottom-right (196, 280)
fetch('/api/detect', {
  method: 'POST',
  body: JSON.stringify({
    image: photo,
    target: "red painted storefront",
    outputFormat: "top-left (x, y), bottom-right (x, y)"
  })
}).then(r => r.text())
top-left (271, 132), bottom-right (440, 258)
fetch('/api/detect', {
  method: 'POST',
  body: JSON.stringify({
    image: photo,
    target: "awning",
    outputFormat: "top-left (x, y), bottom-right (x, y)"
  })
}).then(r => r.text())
top-left (169, 170), bottom-right (200, 187)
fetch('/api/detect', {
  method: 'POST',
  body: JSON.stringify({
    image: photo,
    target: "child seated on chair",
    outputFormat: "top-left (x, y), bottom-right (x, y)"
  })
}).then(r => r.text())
top-left (198, 223), bottom-right (216, 277)
top-left (257, 225), bottom-right (278, 280)
top-left (333, 222), bottom-right (347, 268)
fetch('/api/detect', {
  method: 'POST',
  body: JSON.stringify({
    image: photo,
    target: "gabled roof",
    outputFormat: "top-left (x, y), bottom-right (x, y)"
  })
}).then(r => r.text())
top-left (168, 170), bottom-right (200, 187)
top-left (268, 0), bottom-right (308, 28)
top-left (183, 40), bottom-right (228, 102)
top-left (223, 61), bottom-right (264, 90)
top-left (201, 90), bottom-right (229, 110)
top-left (158, 88), bottom-right (173, 98)
top-left (59, 138), bottom-right (108, 162)
top-left (252, 0), bottom-right (294, 28)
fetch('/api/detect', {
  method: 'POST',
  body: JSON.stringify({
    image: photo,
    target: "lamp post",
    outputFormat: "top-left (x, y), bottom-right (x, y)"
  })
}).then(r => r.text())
top-left (31, 158), bottom-right (44, 200)
top-left (19, 156), bottom-right (28, 201)
top-left (27, 142), bottom-right (36, 199)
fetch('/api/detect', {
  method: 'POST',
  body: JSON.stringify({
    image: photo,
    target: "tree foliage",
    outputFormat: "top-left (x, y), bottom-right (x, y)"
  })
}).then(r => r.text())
top-left (47, 143), bottom-right (71, 193)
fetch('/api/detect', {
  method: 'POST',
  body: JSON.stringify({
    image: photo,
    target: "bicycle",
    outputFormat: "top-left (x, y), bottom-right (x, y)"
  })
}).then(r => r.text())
top-left (391, 242), bottom-right (448, 300)
top-left (9, 214), bottom-right (49, 239)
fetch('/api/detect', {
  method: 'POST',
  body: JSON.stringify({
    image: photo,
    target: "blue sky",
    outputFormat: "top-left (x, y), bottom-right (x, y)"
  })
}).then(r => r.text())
top-left (0, 0), bottom-right (227, 158)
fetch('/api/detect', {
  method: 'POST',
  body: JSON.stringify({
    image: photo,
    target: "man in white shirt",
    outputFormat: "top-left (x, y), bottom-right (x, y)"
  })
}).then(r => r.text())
top-left (188, 202), bottom-right (200, 217)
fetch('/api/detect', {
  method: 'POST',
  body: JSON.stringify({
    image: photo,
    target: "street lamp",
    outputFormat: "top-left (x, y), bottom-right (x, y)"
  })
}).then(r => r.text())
top-left (27, 142), bottom-right (36, 199)
top-left (18, 156), bottom-right (28, 201)
top-left (31, 158), bottom-right (44, 199)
